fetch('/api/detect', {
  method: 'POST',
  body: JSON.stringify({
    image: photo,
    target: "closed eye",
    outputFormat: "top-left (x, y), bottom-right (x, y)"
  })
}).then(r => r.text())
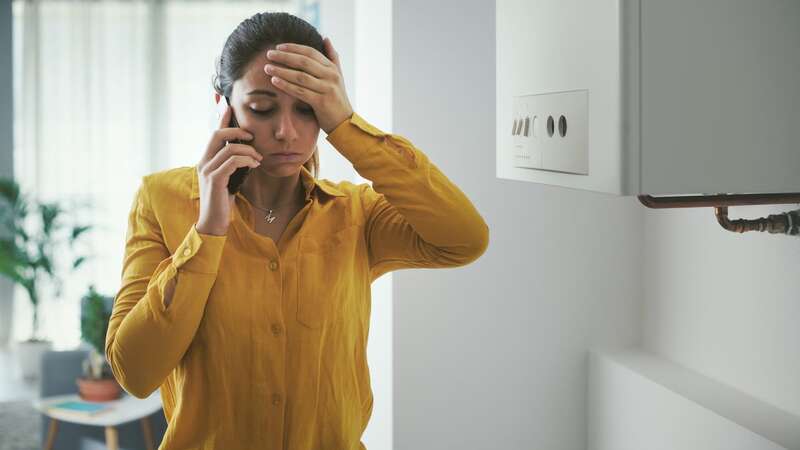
top-left (250, 107), bottom-right (316, 116)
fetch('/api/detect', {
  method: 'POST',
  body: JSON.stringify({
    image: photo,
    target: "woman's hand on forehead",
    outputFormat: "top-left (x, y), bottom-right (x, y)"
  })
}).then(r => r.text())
top-left (262, 37), bottom-right (354, 134)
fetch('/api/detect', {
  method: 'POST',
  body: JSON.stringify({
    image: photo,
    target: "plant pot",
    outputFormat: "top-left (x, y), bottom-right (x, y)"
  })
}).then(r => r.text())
top-left (14, 339), bottom-right (53, 380)
top-left (76, 376), bottom-right (122, 402)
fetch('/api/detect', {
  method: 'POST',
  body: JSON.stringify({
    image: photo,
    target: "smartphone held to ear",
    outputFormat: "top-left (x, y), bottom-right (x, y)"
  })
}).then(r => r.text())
top-left (216, 95), bottom-right (250, 195)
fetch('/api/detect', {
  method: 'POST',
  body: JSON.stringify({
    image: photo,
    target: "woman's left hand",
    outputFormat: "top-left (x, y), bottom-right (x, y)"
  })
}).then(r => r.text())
top-left (264, 37), bottom-right (354, 134)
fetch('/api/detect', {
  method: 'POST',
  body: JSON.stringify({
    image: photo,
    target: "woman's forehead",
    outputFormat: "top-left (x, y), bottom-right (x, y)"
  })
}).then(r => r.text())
top-left (247, 50), bottom-right (289, 72)
top-left (236, 54), bottom-right (292, 99)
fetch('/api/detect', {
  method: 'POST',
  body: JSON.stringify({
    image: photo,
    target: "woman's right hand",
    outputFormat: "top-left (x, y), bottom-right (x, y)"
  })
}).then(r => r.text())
top-left (195, 103), bottom-right (262, 236)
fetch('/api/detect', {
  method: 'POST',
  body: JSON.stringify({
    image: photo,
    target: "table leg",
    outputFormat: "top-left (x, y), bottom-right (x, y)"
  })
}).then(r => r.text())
top-left (141, 416), bottom-right (155, 450)
top-left (105, 426), bottom-right (119, 450)
top-left (43, 418), bottom-right (58, 450)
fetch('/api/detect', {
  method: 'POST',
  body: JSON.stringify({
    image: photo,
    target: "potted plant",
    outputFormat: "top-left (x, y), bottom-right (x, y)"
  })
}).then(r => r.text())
top-left (78, 284), bottom-right (121, 401)
top-left (0, 177), bottom-right (93, 379)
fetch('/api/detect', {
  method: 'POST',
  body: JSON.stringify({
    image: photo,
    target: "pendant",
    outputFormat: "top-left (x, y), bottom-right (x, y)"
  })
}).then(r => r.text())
top-left (265, 210), bottom-right (277, 223)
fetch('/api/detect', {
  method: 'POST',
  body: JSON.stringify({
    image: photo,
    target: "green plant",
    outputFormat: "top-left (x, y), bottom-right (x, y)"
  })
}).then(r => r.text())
top-left (80, 284), bottom-right (114, 379)
top-left (0, 177), bottom-right (94, 341)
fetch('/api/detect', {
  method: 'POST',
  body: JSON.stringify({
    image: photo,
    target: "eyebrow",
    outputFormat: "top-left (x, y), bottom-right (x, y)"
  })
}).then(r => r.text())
top-left (246, 89), bottom-right (278, 97)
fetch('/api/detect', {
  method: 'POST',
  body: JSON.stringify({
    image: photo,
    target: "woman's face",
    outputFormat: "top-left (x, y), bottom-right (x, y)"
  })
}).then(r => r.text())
top-left (226, 48), bottom-right (320, 177)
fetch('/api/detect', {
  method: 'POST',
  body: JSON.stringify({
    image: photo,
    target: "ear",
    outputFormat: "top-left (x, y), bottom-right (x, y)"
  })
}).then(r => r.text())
top-left (214, 92), bottom-right (221, 104)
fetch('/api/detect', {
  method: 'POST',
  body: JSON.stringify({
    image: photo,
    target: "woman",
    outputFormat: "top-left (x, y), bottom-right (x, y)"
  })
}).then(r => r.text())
top-left (106, 11), bottom-right (488, 450)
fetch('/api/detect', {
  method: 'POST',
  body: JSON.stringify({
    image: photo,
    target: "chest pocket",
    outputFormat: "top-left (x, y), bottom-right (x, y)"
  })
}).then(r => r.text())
top-left (296, 224), bottom-right (361, 329)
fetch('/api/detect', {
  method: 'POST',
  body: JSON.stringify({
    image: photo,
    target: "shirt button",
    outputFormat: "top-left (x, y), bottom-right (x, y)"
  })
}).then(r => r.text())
top-left (271, 393), bottom-right (281, 405)
top-left (183, 248), bottom-right (191, 256)
top-left (271, 324), bottom-right (283, 336)
top-left (269, 260), bottom-right (278, 271)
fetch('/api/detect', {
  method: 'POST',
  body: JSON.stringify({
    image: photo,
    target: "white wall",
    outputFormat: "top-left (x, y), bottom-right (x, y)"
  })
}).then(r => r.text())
top-left (643, 205), bottom-right (800, 416)
top-left (391, 1), bottom-right (641, 449)
top-left (587, 349), bottom-right (795, 450)
top-left (353, 0), bottom-right (394, 448)
top-left (320, 0), bottom-right (393, 449)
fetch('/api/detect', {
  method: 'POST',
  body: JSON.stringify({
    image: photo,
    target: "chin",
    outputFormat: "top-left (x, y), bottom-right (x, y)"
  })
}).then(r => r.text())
top-left (260, 163), bottom-right (304, 177)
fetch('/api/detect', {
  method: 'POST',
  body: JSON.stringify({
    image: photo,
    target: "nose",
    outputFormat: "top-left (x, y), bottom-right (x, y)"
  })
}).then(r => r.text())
top-left (274, 109), bottom-right (299, 142)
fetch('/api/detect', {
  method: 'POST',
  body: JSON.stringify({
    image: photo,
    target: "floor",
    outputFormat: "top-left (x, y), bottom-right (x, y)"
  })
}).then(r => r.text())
top-left (0, 346), bottom-right (42, 450)
top-left (0, 399), bottom-right (40, 450)
top-left (0, 345), bottom-right (39, 403)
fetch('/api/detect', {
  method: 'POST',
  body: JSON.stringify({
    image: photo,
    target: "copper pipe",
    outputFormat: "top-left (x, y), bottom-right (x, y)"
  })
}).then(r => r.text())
top-left (638, 193), bottom-right (800, 235)
top-left (714, 207), bottom-right (800, 235)
top-left (638, 193), bottom-right (800, 209)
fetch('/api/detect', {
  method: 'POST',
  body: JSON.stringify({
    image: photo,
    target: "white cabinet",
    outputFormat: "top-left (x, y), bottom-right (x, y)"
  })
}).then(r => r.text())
top-left (496, 0), bottom-right (800, 196)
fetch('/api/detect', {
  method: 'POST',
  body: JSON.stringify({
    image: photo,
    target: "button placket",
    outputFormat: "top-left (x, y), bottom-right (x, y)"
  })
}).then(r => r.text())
top-left (267, 260), bottom-right (284, 338)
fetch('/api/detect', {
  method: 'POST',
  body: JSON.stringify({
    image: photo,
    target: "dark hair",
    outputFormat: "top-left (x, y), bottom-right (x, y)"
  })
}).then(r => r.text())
top-left (212, 12), bottom-right (326, 178)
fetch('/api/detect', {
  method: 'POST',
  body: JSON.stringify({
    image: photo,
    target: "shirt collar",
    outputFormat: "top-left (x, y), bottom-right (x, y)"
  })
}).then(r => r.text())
top-left (190, 165), bottom-right (346, 200)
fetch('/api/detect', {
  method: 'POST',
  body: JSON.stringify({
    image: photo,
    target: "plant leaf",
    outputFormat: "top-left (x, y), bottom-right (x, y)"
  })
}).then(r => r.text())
top-left (69, 225), bottom-right (92, 244)
top-left (39, 203), bottom-right (61, 236)
top-left (35, 253), bottom-right (53, 276)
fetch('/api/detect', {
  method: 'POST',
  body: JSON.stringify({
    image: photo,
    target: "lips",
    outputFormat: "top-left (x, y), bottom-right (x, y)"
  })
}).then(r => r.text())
top-left (267, 152), bottom-right (303, 161)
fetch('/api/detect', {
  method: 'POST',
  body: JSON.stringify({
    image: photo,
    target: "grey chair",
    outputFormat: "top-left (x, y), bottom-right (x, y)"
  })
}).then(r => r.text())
top-left (38, 291), bottom-right (168, 449)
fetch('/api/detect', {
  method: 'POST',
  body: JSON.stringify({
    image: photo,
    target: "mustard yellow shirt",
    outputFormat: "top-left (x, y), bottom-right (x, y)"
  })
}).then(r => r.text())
top-left (106, 112), bottom-right (489, 450)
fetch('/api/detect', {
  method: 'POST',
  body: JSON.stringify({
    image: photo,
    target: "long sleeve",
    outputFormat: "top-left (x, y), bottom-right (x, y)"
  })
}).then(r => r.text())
top-left (105, 176), bottom-right (227, 398)
top-left (325, 112), bottom-right (489, 281)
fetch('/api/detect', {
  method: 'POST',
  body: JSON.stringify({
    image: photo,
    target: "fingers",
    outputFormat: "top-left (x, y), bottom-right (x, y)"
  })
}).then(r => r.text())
top-left (203, 142), bottom-right (262, 175)
top-left (210, 155), bottom-right (260, 187)
top-left (216, 128), bottom-right (253, 146)
top-left (266, 45), bottom-right (336, 81)
top-left (265, 64), bottom-right (326, 95)
top-left (324, 37), bottom-right (341, 70)
top-left (203, 124), bottom-right (253, 166)
top-left (217, 99), bottom-right (232, 129)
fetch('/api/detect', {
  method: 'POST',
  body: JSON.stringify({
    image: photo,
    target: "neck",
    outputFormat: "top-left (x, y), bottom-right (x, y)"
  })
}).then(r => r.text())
top-left (239, 167), bottom-right (305, 210)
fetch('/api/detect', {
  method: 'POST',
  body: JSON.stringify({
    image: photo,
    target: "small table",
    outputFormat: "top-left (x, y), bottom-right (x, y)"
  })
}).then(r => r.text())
top-left (32, 389), bottom-right (162, 450)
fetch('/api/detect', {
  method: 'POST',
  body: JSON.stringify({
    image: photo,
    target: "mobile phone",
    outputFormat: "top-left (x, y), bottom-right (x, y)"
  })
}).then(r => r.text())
top-left (216, 95), bottom-right (250, 195)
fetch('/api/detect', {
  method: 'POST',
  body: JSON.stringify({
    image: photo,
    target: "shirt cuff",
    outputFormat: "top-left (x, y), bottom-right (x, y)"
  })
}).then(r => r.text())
top-left (325, 112), bottom-right (388, 156)
top-left (171, 224), bottom-right (227, 274)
